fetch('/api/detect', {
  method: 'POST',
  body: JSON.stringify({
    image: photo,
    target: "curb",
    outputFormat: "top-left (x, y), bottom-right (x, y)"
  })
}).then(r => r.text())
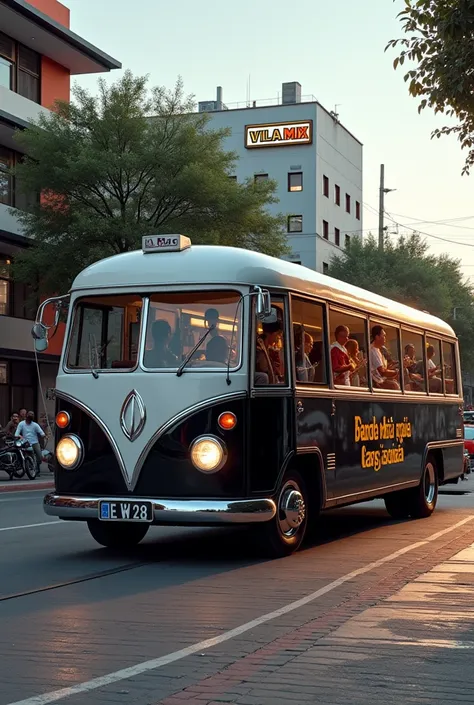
top-left (0, 480), bottom-right (54, 493)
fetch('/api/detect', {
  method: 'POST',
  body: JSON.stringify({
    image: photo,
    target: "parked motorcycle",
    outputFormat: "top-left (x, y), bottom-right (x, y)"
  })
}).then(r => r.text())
top-left (0, 433), bottom-right (37, 480)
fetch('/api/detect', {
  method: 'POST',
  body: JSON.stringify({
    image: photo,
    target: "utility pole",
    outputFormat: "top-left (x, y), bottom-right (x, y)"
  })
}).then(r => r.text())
top-left (378, 164), bottom-right (396, 251)
top-left (378, 164), bottom-right (385, 251)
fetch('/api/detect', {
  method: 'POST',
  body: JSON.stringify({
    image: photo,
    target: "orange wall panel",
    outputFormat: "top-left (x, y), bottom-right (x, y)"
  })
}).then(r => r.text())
top-left (41, 56), bottom-right (70, 108)
top-left (26, 0), bottom-right (70, 27)
top-left (40, 297), bottom-right (66, 357)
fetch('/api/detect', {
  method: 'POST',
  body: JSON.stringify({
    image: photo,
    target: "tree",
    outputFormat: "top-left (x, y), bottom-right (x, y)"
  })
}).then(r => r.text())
top-left (328, 233), bottom-right (474, 369)
top-left (386, 0), bottom-right (474, 174)
top-left (12, 71), bottom-right (288, 295)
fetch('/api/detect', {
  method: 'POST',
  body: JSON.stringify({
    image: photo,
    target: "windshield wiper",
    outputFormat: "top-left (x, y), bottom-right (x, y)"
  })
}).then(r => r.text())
top-left (176, 325), bottom-right (215, 377)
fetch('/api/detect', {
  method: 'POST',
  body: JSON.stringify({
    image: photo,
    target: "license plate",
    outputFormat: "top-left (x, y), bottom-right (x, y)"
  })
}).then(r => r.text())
top-left (99, 500), bottom-right (153, 522)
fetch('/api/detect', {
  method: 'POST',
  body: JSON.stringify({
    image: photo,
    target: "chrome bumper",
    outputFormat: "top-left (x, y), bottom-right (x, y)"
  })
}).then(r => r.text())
top-left (43, 493), bottom-right (276, 525)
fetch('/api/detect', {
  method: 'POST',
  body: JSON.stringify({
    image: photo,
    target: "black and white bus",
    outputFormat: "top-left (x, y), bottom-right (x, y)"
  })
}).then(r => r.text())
top-left (34, 236), bottom-right (464, 557)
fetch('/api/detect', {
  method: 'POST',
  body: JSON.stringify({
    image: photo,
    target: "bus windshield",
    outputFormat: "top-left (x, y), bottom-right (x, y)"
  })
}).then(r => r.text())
top-left (66, 291), bottom-right (242, 372)
top-left (143, 291), bottom-right (241, 370)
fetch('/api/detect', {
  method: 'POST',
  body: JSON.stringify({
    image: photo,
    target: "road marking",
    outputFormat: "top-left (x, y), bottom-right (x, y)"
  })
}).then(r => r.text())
top-left (5, 515), bottom-right (474, 705)
top-left (0, 521), bottom-right (60, 532)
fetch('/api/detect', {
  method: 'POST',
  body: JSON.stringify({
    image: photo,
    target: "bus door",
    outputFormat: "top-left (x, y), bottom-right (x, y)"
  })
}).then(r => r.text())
top-left (292, 297), bottom-right (337, 499)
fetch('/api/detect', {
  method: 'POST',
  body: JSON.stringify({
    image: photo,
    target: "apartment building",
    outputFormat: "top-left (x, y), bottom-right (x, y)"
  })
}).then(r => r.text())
top-left (0, 0), bottom-right (121, 426)
top-left (199, 82), bottom-right (363, 273)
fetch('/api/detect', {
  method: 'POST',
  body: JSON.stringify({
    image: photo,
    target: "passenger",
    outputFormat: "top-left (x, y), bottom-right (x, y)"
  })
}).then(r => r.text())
top-left (427, 345), bottom-right (442, 392)
top-left (206, 334), bottom-right (229, 365)
top-left (255, 315), bottom-right (284, 384)
top-left (370, 326), bottom-right (400, 390)
top-left (204, 308), bottom-right (219, 339)
top-left (146, 319), bottom-right (178, 368)
top-left (345, 339), bottom-right (366, 387)
top-left (403, 344), bottom-right (424, 391)
top-left (2, 412), bottom-right (20, 439)
top-left (330, 325), bottom-right (355, 385)
top-left (295, 330), bottom-right (316, 382)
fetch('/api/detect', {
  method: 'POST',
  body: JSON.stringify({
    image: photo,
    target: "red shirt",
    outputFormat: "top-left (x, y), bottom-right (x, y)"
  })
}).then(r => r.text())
top-left (331, 344), bottom-right (350, 385)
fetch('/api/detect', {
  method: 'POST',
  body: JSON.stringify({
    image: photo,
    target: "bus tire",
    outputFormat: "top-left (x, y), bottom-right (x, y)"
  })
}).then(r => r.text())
top-left (409, 455), bottom-right (439, 519)
top-left (384, 491), bottom-right (411, 520)
top-left (87, 520), bottom-right (149, 548)
top-left (256, 470), bottom-right (308, 558)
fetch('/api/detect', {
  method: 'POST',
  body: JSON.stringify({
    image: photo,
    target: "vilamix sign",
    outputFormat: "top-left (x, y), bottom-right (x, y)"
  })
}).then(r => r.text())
top-left (245, 120), bottom-right (313, 149)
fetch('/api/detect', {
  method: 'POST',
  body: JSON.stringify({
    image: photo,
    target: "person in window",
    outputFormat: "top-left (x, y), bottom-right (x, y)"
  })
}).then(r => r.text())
top-left (295, 330), bottom-right (316, 382)
top-left (2, 412), bottom-right (19, 439)
top-left (15, 411), bottom-right (45, 474)
top-left (427, 344), bottom-right (442, 392)
top-left (403, 344), bottom-right (424, 391)
top-left (146, 319), bottom-right (178, 368)
top-left (206, 334), bottom-right (229, 365)
top-left (255, 316), bottom-right (284, 384)
top-left (331, 325), bottom-right (355, 385)
top-left (370, 326), bottom-right (400, 389)
top-left (345, 339), bottom-right (366, 387)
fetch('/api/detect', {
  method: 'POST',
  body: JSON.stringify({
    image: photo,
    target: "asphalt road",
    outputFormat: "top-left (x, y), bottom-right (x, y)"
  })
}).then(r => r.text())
top-left (0, 480), bottom-right (473, 705)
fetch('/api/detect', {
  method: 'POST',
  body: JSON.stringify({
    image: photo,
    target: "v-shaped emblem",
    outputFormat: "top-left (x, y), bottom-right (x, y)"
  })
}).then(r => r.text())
top-left (120, 390), bottom-right (146, 442)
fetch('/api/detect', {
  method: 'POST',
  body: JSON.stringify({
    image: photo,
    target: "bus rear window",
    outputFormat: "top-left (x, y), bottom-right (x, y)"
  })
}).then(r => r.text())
top-left (67, 295), bottom-right (143, 370)
top-left (143, 291), bottom-right (241, 370)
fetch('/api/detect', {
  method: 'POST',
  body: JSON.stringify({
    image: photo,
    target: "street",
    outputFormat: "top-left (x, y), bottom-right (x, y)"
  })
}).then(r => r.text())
top-left (0, 482), bottom-right (474, 705)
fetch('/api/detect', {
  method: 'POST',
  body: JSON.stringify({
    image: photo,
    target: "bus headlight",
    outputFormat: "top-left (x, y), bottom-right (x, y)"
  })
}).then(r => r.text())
top-left (190, 436), bottom-right (227, 473)
top-left (56, 434), bottom-right (83, 470)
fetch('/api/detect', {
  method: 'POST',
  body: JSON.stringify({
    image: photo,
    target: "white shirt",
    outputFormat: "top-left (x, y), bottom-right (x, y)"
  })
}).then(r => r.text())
top-left (370, 345), bottom-right (386, 384)
top-left (428, 358), bottom-right (436, 370)
top-left (15, 420), bottom-right (45, 445)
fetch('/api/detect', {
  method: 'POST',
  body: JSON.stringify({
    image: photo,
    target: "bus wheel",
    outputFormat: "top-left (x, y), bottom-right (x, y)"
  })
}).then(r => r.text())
top-left (384, 491), bottom-right (411, 520)
top-left (256, 471), bottom-right (308, 558)
top-left (409, 456), bottom-right (439, 519)
top-left (87, 520), bottom-right (149, 548)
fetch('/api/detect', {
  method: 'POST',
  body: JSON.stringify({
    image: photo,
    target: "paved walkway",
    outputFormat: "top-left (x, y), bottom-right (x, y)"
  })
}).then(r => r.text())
top-left (157, 533), bottom-right (474, 705)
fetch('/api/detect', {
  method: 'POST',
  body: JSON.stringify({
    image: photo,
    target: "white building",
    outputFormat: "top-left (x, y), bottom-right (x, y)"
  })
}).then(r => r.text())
top-left (199, 82), bottom-right (363, 273)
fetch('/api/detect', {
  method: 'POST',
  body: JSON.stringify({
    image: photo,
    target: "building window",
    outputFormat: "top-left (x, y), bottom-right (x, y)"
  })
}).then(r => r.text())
top-left (288, 215), bottom-right (303, 233)
top-left (0, 256), bottom-right (11, 316)
top-left (288, 172), bottom-right (303, 192)
top-left (254, 173), bottom-right (268, 183)
top-left (345, 234), bottom-right (351, 248)
top-left (345, 193), bottom-right (351, 213)
top-left (323, 262), bottom-right (329, 275)
top-left (335, 184), bottom-right (340, 206)
top-left (335, 227), bottom-right (340, 246)
top-left (0, 361), bottom-right (7, 384)
top-left (0, 32), bottom-right (40, 104)
top-left (356, 201), bottom-right (361, 220)
top-left (323, 175), bottom-right (329, 197)
top-left (0, 147), bottom-right (13, 206)
top-left (323, 220), bottom-right (329, 240)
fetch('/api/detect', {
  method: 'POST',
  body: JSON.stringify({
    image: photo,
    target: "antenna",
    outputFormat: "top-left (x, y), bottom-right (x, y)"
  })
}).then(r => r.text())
top-left (330, 104), bottom-right (341, 122)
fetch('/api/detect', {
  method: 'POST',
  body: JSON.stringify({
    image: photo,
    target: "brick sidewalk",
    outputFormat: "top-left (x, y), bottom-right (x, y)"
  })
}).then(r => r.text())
top-left (156, 526), bottom-right (474, 705)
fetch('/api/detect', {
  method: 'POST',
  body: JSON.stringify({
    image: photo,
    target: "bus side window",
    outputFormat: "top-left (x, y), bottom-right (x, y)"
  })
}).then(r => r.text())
top-left (329, 309), bottom-right (368, 388)
top-left (291, 298), bottom-right (327, 385)
top-left (401, 330), bottom-right (426, 393)
top-left (426, 337), bottom-right (443, 393)
top-left (255, 299), bottom-right (287, 386)
top-left (368, 321), bottom-right (401, 391)
top-left (442, 341), bottom-right (458, 395)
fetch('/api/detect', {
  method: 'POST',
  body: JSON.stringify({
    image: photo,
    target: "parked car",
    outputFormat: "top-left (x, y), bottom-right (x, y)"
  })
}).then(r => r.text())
top-left (464, 411), bottom-right (474, 424)
top-left (464, 425), bottom-right (474, 474)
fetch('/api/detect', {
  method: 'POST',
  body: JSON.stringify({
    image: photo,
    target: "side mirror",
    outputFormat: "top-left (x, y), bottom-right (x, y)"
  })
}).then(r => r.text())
top-left (31, 322), bottom-right (48, 351)
top-left (256, 289), bottom-right (272, 320)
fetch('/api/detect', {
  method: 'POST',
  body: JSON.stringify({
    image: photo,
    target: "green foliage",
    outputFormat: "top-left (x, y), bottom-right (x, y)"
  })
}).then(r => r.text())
top-left (328, 233), bottom-right (474, 370)
top-left (387, 0), bottom-right (474, 174)
top-left (12, 71), bottom-right (288, 294)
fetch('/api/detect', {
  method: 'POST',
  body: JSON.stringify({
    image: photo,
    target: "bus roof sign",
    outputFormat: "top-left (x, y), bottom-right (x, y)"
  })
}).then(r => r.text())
top-left (142, 235), bottom-right (191, 254)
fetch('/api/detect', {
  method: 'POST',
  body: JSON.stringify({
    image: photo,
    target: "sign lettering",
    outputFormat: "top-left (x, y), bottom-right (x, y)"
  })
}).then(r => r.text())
top-left (354, 415), bottom-right (412, 472)
top-left (245, 121), bottom-right (313, 149)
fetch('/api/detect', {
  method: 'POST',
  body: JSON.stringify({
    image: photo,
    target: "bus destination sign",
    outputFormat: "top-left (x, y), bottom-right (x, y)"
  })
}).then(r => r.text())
top-left (142, 234), bottom-right (191, 254)
top-left (245, 120), bottom-right (313, 149)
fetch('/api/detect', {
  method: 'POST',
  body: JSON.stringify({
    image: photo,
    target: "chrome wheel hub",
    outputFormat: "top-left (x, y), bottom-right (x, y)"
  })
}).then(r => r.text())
top-left (278, 481), bottom-right (306, 537)
top-left (424, 462), bottom-right (436, 504)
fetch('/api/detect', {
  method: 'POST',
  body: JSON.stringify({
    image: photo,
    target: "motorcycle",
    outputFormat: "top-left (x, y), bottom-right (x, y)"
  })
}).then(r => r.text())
top-left (0, 433), bottom-right (36, 480)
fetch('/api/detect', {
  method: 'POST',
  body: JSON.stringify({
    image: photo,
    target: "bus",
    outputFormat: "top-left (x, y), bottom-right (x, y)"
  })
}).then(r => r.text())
top-left (33, 236), bottom-right (464, 557)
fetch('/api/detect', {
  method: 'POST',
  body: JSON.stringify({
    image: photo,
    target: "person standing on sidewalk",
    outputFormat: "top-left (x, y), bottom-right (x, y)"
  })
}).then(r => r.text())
top-left (15, 411), bottom-right (45, 475)
top-left (2, 412), bottom-right (20, 439)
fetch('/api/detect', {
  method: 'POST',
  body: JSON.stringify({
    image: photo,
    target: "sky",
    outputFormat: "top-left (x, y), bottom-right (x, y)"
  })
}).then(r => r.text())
top-left (65, 0), bottom-right (474, 281)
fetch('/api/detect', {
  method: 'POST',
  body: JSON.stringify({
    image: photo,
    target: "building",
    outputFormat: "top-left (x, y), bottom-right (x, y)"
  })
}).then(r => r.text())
top-left (199, 82), bottom-right (363, 273)
top-left (0, 0), bottom-right (121, 427)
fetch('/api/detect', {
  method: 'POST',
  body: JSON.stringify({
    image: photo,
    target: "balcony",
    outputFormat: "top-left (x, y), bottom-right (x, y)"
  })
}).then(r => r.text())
top-left (0, 311), bottom-right (32, 351)
top-left (0, 202), bottom-right (24, 238)
top-left (0, 83), bottom-right (50, 137)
